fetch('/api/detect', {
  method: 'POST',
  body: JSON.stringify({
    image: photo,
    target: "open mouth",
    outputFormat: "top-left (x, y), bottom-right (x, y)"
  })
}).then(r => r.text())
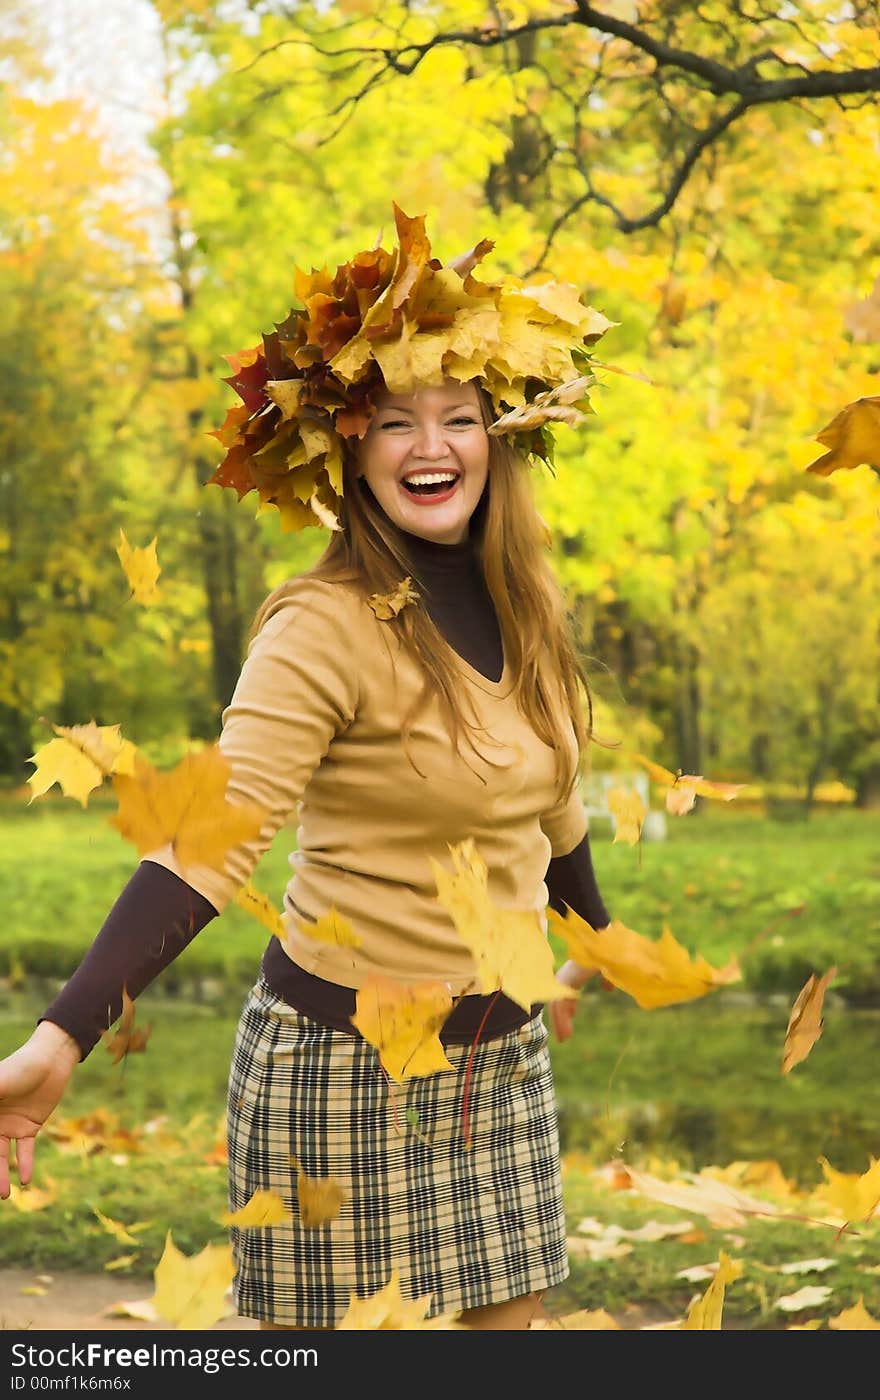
top-left (400, 471), bottom-right (461, 498)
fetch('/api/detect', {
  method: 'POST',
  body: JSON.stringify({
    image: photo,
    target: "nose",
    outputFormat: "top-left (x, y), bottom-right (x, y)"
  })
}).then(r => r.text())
top-left (411, 421), bottom-right (452, 461)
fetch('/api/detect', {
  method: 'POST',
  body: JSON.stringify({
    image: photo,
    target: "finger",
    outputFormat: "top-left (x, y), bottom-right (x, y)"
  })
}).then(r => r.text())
top-left (17, 1136), bottom-right (35, 1187)
top-left (0, 1138), bottom-right (9, 1199)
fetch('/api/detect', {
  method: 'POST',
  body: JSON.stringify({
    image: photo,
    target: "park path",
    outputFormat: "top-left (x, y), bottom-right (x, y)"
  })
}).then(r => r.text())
top-left (0, 1268), bottom-right (258, 1332)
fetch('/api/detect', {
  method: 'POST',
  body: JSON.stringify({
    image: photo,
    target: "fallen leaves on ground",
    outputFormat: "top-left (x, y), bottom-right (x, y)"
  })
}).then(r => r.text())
top-left (828, 1297), bottom-right (880, 1329)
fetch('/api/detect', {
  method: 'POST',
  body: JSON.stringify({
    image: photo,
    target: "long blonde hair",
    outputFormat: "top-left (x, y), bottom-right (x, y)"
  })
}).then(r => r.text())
top-left (251, 397), bottom-right (595, 801)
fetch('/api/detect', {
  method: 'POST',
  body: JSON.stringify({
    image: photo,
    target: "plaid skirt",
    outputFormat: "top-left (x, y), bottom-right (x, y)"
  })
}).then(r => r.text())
top-left (226, 976), bottom-right (569, 1327)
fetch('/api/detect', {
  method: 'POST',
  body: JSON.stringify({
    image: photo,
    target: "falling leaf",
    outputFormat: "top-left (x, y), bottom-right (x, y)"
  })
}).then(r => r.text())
top-left (775, 1285), bottom-right (834, 1313)
top-left (781, 966), bottom-right (837, 1074)
top-left (606, 786), bottom-right (647, 845)
top-left (100, 988), bottom-right (152, 1064)
top-left (816, 1156), bottom-right (880, 1224)
top-left (27, 722), bottom-right (138, 807)
top-left (632, 754), bottom-right (746, 814)
top-left (547, 908), bottom-right (741, 1010)
top-left (104, 1256), bottom-right (137, 1272)
top-left (351, 973), bottom-right (454, 1083)
top-left (233, 882), bottom-right (286, 939)
top-left (299, 906), bottom-right (362, 948)
top-left (295, 1170), bottom-right (348, 1228)
top-left (116, 529), bottom-right (161, 605)
top-left (151, 1232), bottom-right (236, 1330)
top-left (335, 1268), bottom-right (435, 1330)
top-left (93, 1207), bottom-right (147, 1246)
top-left (220, 1188), bottom-right (289, 1229)
top-left (828, 1297), bottom-right (880, 1330)
top-left (367, 576), bottom-right (421, 619)
top-left (805, 396), bottom-right (880, 476)
top-left (20, 1285), bottom-right (48, 1296)
top-left (7, 1179), bottom-right (57, 1212)
top-left (431, 838), bottom-right (577, 1013)
top-left (110, 746), bottom-right (268, 873)
top-left (681, 1251), bottom-right (743, 1330)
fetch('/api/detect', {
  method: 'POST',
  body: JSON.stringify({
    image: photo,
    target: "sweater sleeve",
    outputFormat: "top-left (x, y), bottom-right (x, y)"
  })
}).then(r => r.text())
top-left (545, 829), bottom-right (611, 931)
top-left (39, 861), bottom-right (218, 1061)
top-left (142, 582), bottom-right (359, 913)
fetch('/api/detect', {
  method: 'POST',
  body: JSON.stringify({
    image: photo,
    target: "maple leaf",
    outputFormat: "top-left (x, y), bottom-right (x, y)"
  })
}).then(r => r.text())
top-left (624, 1166), bottom-right (784, 1228)
top-left (27, 722), bottom-right (138, 808)
top-left (431, 838), bottom-right (577, 1013)
top-left (100, 988), bottom-right (152, 1065)
top-left (351, 973), bottom-right (454, 1083)
top-left (151, 1232), bottom-right (235, 1330)
top-left (487, 374), bottom-right (595, 434)
top-left (292, 1167), bottom-right (348, 1228)
top-left (632, 754), bottom-right (746, 814)
top-left (816, 1156), bottom-right (880, 1224)
top-left (220, 1188), bottom-right (289, 1229)
top-left (805, 396), bottom-right (880, 476)
top-left (299, 905), bottom-right (361, 947)
top-left (681, 1250), bottom-right (744, 1329)
top-left (109, 746), bottom-right (268, 873)
top-left (232, 881), bottom-right (286, 939)
top-left (843, 275), bottom-right (880, 343)
top-left (781, 966), bottom-right (837, 1074)
top-left (606, 785), bottom-right (647, 846)
top-left (116, 528), bottom-right (161, 605)
top-left (335, 1268), bottom-right (435, 1330)
top-left (829, 1297), bottom-right (880, 1330)
top-left (367, 576), bottom-right (421, 619)
top-left (93, 1208), bottom-right (151, 1246)
top-left (7, 1178), bottom-right (57, 1212)
top-left (547, 908), bottom-right (740, 1009)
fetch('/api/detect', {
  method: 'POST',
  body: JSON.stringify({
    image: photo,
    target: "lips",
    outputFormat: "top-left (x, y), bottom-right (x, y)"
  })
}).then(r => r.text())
top-left (399, 472), bottom-right (461, 505)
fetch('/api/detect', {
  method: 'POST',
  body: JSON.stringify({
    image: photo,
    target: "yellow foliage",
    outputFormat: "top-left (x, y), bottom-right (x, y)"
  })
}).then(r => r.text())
top-left (335, 1268), bottom-right (436, 1330)
top-left (295, 1170), bottom-right (348, 1228)
top-left (298, 906), bottom-right (362, 948)
top-left (430, 838), bottom-right (576, 1012)
top-left (681, 1251), bottom-right (743, 1329)
top-left (116, 529), bottom-right (161, 605)
top-left (109, 746), bottom-right (268, 874)
top-left (233, 882), bottom-right (286, 939)
top-left (151, 1232), bottom-right (235, 1330)
top-left (27, 723), bottom-right (137, 807)
top-left (548, 908), bottom-right (741, 1010)
top-left (351, 973), bottom-right (454, 1083)
top-left (220, 1188), bottom-right (290, 1229)
top-left (816, 1156), bottom-right (880, 1224)
top-left (781, 967), bottom-right (837, 1075)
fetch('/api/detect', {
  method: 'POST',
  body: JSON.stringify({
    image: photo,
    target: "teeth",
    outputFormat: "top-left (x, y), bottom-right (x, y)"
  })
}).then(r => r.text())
top-left (402, 472), bottom-right (459, 486)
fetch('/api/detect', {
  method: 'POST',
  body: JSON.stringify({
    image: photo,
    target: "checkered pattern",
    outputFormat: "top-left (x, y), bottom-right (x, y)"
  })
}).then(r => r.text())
top-left (226, 977), bottom-right (569, 1327)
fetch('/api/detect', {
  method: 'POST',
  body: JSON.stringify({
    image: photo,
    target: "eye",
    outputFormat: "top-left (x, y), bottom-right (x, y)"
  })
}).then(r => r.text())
top-left (449, 416), bottom-right (478, 426)
top-left (378, 419), bottom-right (411, 430)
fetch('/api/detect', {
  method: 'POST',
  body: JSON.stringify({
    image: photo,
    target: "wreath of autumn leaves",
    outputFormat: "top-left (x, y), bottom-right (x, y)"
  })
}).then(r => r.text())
top-left (207, 201), bottom-right (617, 532)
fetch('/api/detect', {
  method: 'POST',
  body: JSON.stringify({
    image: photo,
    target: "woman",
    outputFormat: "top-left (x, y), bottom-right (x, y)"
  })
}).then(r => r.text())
top-left (0, 208), bottom-right (615, 1330)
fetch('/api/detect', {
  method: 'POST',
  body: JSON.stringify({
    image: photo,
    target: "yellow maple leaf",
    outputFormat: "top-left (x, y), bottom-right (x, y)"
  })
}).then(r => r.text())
top-left (430, 838), bottom-right (576, 1013)
top-left (816, 1156), bottom-right (880, 1224)
top-left (99, 988), bottom-right (152, 1065)
top-left (367, 576), bottom-right (421, 620)
top-left (116, 529), bottom-right (161, 605)
top-left (27, 723), bottom-right (138, 808)
top-left (7, 1178), bottom-right (57, 1212)
top-left (93, 1208), bottom-right (147, 1246)
top-left (547, 908), bottom-right (741, 1010)
top-left (625, 1166), bottom-right (784, 1228)
top-left (336, 1267), bottom-right (434, 1330)
top-left (828, 1297), bottom-right (880, 1330)
top-left (806, 396), bottom-right (880, 475)
top-left (151, 1232), bottom-right (235, 1330)
top-left (632, 754), bottom-right (746, 814)
top-left (220, 1188), bottom-right (289, 1229)
top-left (606, 785), bottom-right (647, 846)
top-left (109, 746), bottom-right (268, 873)
top-left (298, 905), bottom-right (362, 948)
top-left (293, 1167), bottom-right (348, 1228)
top-left (681, 1251), bottom-right (744, 1329)
top-left (781, 966), bottom-right (837, 1074)
top-left (233, 882), bottom-right (286, 939)
top-left (351, 973), bottom-right (454, 1083)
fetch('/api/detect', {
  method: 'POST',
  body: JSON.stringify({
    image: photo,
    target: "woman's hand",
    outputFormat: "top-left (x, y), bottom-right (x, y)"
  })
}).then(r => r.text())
top-left (549, 959), bottom-right (599, 1044)
top-left (0, 1021), bottom-right (81, 1198)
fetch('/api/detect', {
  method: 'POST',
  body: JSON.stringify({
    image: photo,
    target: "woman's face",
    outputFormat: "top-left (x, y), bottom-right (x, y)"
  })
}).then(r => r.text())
top-left (355, 380), bottom-right (489, 545)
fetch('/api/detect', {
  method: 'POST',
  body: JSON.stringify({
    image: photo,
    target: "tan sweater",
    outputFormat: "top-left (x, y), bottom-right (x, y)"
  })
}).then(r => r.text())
top-left (145, 578), bottom-right (587, 995)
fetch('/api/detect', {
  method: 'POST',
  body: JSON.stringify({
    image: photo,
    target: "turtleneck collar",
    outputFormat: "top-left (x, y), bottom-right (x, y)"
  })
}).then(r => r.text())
top-left (399, 525), bottom-right (478, 575)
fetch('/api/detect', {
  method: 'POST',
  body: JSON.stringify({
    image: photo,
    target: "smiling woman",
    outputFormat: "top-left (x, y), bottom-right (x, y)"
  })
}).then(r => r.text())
top-left (355, 381), bottom-right (490, 545)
